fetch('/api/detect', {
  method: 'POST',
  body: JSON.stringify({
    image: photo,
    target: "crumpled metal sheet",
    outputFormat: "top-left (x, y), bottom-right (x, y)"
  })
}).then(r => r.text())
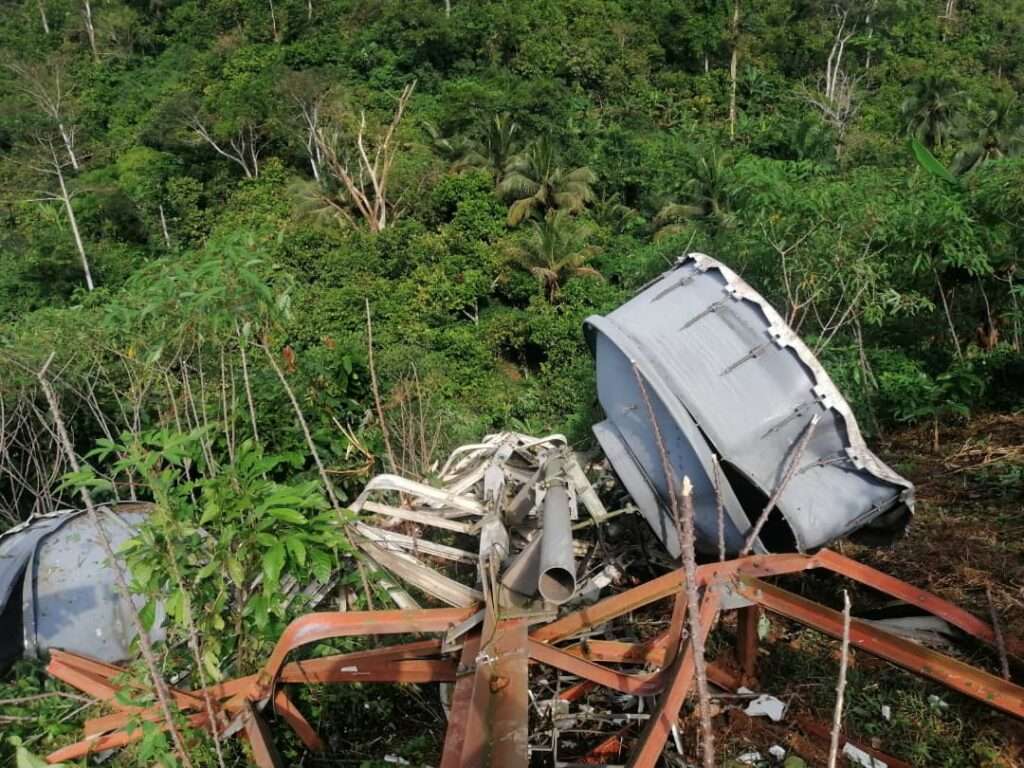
top-left (586, 252), bottom-right (913, 555)
top-left (0, 503), bottom-right (164, 665)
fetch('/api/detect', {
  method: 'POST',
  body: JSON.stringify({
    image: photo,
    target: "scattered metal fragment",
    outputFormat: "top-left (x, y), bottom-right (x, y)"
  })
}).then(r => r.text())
top-left (586, 253), bottom-right (914, 555)
top-left (0, 503), bottom-right (164, 667)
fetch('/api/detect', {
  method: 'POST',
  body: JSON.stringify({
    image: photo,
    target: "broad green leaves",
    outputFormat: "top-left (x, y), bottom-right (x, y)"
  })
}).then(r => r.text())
top-left (910, 138), bottom-right (958, 186)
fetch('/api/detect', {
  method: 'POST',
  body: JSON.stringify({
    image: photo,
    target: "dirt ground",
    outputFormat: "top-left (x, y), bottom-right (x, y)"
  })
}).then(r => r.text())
top-left (849, 412), bottom-right (1024, 642)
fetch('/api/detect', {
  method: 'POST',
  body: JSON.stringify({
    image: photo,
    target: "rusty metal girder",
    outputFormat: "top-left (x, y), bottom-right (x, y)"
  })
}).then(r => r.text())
top-left (44, 550), bottom-right (1024, 767)
top-left (736, 576), bottom-right (1024, 720)
top-left (625, 588), bottom-right (722, 768)
top-left (459, 618), bottom-right (529, 768)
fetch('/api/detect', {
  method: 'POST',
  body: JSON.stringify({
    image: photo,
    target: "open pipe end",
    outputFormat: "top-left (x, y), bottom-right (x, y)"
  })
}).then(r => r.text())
top-left (539, 567), bottom-right (576, 605)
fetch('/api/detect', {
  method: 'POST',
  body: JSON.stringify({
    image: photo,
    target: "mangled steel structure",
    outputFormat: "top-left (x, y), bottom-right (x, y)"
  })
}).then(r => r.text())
top-left (589, 253), bottom-right (914, 556)
top-left (44, 548), bottom-right (1024, 766)
top-left (25, 254), bottom-right (1022, 766)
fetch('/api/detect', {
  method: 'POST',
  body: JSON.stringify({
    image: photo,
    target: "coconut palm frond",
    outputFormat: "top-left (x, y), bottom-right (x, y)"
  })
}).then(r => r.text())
top-left (507, 196), bottom-right (538, 225)
top-left (498, 171), bottom-right (541, 200)
top-left (500, 139), bottom-right (597, 226)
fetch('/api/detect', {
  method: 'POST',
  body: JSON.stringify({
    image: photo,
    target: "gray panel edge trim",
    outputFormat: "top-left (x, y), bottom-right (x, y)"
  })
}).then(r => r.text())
top-left (685, 251), bottom-right (915, 507)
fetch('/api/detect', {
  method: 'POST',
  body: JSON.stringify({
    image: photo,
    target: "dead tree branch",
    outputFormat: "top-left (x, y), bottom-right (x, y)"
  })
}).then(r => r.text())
top-left (314, 82), bottom-right (415, 231)
top-left (366, 300), bottom-right (397, 475)
top-left (632, 364), bottom-right (716, 768)
top-left (188, 117), bottom-right (264, 179)
top-left (741, 413), bottom-right (820, 556)
top-left (987, 586), bottom-right (1011, 681)
top-left (827, 589), bottom-right (852, 768)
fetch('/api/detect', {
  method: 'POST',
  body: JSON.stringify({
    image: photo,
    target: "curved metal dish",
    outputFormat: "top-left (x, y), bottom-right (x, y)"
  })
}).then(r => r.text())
top-left (586, 252), bottom-right (913, 555)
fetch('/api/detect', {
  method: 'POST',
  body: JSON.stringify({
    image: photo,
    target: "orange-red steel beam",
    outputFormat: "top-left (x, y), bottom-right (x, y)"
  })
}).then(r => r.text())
top-left (626, 588), bottom-right (722, 768)
top-left (247, 607), bottom-right (475, 700)
top-left (44, 550), bottom-right (1024, 768)
top-left (440, 634), bottom-right (481, 768)
top-left (737, 577), bottom-right (1024, 720)
top-left (47, 712), bottom-right (209, 763)
top-left (459, 618), bottom-right (529, 768)
top-left (813, 549), bottom-right (1024, 657)
top-left (735, 605), bottom-right (761, 682)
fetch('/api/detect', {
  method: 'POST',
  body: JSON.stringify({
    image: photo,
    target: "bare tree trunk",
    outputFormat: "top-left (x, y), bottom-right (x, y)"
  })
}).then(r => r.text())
top-left (82, 0), bottom-right (99, 63)
top-left (728, 0), bottom-right (740, 140)
top-left (825, 10), bottom-right (852, 103)
top-left (864, 0), bottom-right (878, 71)
top-left (366, 300), bottom-right (397, 475)
top-left (57, 122), bottom-right (79, 170)
top-left (935, 269), bottom-right (963, 360)
top-left (236, 324), bottom-right (260, 442)
top-left (37, 0), bottom-right (50, 34)
top-left (268, 0), bottom-right (280, 42)
top-left (444, 0), bottom-right (450, 17)
top-left (306, 0), bottom-right (312, 19)
top-left (158, 203), bottom-right (171, 248)
top-left (679, 478), bottom-right (717, 768)
top-left (298, 98), bottom-right (323, 181)
top-left (55, 158), bottom-right (94, 291)
top-left (261, 341), bottom-right (340, 509)
top-left (632, 364), bottom-right (716, 767)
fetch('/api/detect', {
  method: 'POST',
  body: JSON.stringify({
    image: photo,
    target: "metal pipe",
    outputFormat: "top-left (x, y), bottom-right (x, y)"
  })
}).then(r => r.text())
top-left (538, 455), bottom-right (577, 604)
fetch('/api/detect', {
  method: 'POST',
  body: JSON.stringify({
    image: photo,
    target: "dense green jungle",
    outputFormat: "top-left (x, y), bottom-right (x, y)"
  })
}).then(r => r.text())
top-left (1, 0), bottom-right (1023, 765)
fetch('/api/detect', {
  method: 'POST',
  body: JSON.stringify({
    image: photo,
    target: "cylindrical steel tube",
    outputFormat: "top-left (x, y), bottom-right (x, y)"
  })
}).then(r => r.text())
top-left (538, 456), bottom-right (576, 604)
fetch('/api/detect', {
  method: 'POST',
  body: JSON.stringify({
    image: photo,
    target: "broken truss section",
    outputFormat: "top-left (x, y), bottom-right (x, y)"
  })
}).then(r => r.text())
top-left (41, 431), bottom-right (1023, 767)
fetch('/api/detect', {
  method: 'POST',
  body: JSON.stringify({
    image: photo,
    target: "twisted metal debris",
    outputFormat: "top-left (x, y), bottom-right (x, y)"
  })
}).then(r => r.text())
top-left (43, 433), bottom-right (1024, 766)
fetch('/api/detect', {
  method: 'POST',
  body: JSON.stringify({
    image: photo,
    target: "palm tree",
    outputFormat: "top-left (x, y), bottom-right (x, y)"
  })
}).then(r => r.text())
top-left (455, 112), bottom-right (522, 180)
top-left (591, 190), bottom-right (641, 233)
top-left (902, 75), bottom-right (963, 150)
top-left (506, 209), bottom-right (602, 299)
top-left (653, 149), bottom-right (737, 241)
top-left (498, 138), bottom-right (597, 225)
top-left (422, 120), bottom-right (469, 163)
top-left (952, 92), bottom-right (1024, 174)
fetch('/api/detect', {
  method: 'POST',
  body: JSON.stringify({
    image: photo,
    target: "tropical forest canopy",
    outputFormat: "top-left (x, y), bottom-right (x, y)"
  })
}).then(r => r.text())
top-left (0, 0), bottom-right (1022, 517)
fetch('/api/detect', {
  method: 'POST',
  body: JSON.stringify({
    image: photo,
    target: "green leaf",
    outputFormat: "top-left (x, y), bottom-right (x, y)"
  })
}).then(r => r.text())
top-left (139, 600), bottom-right (157, 632)
top-left (309, 547), bottom-right (333, 582)
top-left (132, 561), bottom-right (155, 588)
top-left (196, 560), bottom-right (219, 581)
top-left (199, 501), bottom-right (221, 525)
top-left (202, 649), bottom-right (222, 681)
top-left (910, 138), bottom-right (958, 185)
top-left (266, 507), bottom-right (308, 525)
top-left (165, 590), bottom-right (185, 622)
top-left (227, 557), bottom-right (245, 587)
top-left (285, 536), bottom-right (307, 566)
top-left (17, 744), bottom-right (64, 768)
top-left (262, 542), bottom-right (286, 587)
top-left (248, 593), bottom-right (270, 629)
